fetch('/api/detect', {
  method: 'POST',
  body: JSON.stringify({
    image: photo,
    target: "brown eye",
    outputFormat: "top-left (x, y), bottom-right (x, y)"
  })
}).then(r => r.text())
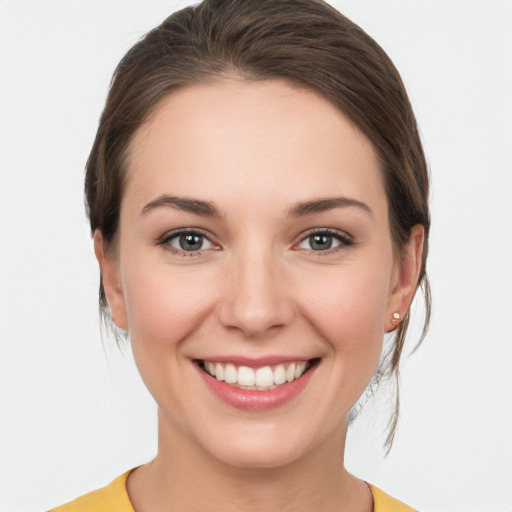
top-left (165, 231), bottom-right (215, 252)
top-left (297, 229), bottom-right (352, 252)
top-left (179, 234), bottom-right (204, 251)
top-left (309, 234), bottom-right (335, 251)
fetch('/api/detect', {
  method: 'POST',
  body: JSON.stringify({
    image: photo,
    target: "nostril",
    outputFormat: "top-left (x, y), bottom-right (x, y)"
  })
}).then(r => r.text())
top-left (217, 262), bottom-right (294, 337)
top-left (218, 297), bottom-right (293, 338)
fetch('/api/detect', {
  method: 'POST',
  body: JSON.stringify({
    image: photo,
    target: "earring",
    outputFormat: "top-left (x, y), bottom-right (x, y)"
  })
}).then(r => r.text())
top-left (391, 312), bottom-right (401, 324)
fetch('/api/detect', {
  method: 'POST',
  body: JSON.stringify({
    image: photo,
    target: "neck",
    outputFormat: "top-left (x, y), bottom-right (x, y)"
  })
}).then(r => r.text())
top-left (127, 409), bottom-right (372, 512)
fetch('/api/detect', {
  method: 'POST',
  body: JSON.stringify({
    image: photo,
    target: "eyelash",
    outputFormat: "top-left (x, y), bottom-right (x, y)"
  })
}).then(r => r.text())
top-left (157, 228), bottom-right (218, 256)
top-left (295, 228), bottom-right (354, 256)
top-left (157, 228), bottom-right (354, 257)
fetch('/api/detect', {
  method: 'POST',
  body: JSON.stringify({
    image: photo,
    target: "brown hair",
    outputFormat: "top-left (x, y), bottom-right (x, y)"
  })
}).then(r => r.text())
top-left (85, 0), bottom-right (431, 449)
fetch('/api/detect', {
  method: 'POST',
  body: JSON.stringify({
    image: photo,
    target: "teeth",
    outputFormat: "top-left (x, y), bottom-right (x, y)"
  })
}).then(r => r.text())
top-left (224, 363), bottom-right (237, 384)
top-left (255, 366), bottom-right (273, 387)
top-left (202, 360), bottom-right (312, 390)
top-left (286, 363), bottom-right (296, 382)
top-left (274, 364), bottom-right (286, 385)
top-left (295, 362), bottom-right (307, 379)
top-left (238, 366), bottom-right (255, 386)
top-left (215, 362), bottom-right (224, 381)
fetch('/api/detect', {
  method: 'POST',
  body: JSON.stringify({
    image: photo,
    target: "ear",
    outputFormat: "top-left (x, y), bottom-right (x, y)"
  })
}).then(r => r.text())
top-left (385, 224), bottom-right (425, 333)
top-left (93, 230), bottom-right (128, 331)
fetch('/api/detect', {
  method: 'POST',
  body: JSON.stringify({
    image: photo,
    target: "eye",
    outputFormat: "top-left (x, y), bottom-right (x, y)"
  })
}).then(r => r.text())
top-left (296, 229), bottom-right (352, 253)
top-left (160, 229), bottom-right (216, 254)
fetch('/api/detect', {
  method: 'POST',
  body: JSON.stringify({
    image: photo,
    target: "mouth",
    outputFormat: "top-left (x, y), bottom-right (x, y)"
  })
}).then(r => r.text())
top-left (196, 358), bottom-right (320, 391)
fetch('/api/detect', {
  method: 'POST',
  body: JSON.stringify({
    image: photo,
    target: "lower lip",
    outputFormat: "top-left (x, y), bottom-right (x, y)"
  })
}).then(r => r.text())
top-left (196, 363), bottom-right (317, 411)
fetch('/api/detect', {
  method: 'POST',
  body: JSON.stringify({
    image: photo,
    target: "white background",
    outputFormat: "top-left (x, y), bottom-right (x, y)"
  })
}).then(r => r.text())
top-left (1, 1), bottom-right (511, 511)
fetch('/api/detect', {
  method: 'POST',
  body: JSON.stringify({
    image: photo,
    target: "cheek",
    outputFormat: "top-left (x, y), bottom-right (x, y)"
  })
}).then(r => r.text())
top-left (120, 262), bottom-right (220, 426)
top-left (123, 264), bottom-right (217, 350)
top-left (298, 260), bottom-right (392, 367)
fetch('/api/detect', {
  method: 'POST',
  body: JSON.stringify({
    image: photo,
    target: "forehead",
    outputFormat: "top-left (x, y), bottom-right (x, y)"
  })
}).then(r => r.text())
top-left (124, 79), bottom-right (386, 217)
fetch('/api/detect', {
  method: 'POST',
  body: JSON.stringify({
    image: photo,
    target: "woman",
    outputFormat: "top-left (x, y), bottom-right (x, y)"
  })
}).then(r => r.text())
top-left (50, 0), bottom-right (429, 510)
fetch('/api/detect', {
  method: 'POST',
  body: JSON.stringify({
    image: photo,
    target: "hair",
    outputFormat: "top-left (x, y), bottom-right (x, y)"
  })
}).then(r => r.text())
top-left (85, 0), bottom-right (431, 450)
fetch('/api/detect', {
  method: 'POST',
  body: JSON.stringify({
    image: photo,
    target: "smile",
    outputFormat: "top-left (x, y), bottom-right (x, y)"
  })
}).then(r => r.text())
top-left (198, 359), bottom-right (319, 391)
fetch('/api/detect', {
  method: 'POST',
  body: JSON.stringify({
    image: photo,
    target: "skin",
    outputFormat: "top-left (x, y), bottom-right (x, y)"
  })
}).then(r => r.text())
top-left (95, 78), bottom-right (424, 512)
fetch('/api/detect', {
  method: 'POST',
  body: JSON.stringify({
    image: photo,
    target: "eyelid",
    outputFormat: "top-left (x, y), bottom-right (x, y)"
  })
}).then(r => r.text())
top-left (156, 226), bottom-right (353, 256)
top-left (157, 227), bottom-right (220, 255)
top-left (294, 227), bottom-right (354, 254)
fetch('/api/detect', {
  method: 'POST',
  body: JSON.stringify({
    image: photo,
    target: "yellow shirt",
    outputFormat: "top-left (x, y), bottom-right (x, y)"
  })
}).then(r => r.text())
top-left (49, 469), bottom-right (417, 512)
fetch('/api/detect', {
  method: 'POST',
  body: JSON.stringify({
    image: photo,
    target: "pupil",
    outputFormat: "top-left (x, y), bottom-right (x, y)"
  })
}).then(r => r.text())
top-left (180, 234), bottom-right (202, 251)
top-left (311, 234), bottom-right (332, 250)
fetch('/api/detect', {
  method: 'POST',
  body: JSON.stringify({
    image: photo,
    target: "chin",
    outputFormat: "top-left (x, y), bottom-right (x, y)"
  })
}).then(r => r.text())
top-left (193, 421), bottom-right (331, 470)
top-left (210, 442), bottom-right (305, 469)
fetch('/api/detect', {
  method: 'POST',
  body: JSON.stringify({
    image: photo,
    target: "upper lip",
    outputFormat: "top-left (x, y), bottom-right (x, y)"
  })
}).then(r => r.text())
top-left (194, 355), bottom-right (317, 368)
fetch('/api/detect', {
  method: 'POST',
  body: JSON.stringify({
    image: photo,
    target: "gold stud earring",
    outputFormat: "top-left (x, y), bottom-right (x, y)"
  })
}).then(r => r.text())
top-left (391, 312), bottom-right (401, 324)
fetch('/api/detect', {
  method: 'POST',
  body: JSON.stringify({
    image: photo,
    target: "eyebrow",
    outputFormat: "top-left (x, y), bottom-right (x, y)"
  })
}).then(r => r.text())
top-left (140, 194), bottom-right (372, 219)
top-left (141, 195), bottom-right (223, 218)
top-left (286, 196), bottom-right (373, 217)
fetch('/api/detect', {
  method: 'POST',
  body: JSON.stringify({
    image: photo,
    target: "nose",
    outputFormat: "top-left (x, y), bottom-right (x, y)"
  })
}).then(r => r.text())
top-left (217, 247), bottom-right (294, 338)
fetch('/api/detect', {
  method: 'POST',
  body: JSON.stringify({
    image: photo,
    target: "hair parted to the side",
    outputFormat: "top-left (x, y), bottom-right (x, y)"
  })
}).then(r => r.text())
top-left (85, 0), bottom-right (431, 450)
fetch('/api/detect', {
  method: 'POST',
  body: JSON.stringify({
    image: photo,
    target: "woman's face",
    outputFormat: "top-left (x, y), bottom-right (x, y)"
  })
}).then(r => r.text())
top-left (98, 79), bottom-right (421, 468)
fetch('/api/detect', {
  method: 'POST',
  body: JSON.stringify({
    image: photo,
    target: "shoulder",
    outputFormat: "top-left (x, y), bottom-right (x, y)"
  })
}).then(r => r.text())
top-left (368, 484), bottom-right (418, 512)
top-left (48, 470), bottom-right (135, 512)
